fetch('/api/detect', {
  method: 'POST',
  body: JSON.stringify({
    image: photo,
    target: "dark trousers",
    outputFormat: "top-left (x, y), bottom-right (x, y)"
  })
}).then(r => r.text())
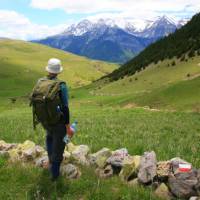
top-left (46, 123), bottom-right (66, 179)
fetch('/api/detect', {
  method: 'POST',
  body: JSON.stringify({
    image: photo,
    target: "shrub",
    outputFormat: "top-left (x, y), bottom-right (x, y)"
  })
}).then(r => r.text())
top-left (180, 55), bottom-right (185, 62)
top-left (10, 98), bottom-right (16, 104)
top-left (171, 61), bottom-right (176, 66)
top-left (187, 73), bottom-right (191, 78)
top-left (188, 50), bottom-right (195, 58)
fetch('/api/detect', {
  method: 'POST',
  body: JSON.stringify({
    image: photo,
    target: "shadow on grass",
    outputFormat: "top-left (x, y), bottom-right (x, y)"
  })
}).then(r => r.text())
top-left (27, 169), bottom-right (69, 200)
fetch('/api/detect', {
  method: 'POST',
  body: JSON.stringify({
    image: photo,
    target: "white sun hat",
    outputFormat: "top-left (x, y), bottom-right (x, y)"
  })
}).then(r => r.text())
top-left (45, 58), bottom-right (63, 74)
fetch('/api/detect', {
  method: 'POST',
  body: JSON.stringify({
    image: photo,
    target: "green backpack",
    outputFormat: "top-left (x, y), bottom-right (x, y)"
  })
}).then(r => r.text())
top-left (29, 77), bottom-right (64, 129)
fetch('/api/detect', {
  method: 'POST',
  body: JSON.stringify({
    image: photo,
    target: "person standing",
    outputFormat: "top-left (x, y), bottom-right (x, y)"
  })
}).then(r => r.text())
top-left (30, 58), bottom-right (73, 181)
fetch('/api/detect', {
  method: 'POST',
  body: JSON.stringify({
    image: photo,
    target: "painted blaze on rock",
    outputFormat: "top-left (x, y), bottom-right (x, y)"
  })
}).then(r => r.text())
top-left (168, 157), bottom-right (199, 199)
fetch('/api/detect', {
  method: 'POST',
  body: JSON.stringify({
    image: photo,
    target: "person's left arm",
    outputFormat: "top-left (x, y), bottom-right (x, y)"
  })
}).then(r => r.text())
top-left (60, 82), bottom-right (70, 127)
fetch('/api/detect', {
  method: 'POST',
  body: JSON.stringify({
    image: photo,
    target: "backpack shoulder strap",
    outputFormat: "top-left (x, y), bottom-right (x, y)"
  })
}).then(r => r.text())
top-left (45, 79), bottom-right (65, 100)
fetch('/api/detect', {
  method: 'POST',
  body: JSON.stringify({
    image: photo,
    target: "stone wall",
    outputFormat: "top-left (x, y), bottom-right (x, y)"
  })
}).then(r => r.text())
top-left (0, 140), bottom-right (200, 200)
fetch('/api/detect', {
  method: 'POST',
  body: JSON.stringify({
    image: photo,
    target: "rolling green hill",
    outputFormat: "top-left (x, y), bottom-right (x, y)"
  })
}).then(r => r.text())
top-left (1, 23), bottom-right (200, 200)
top-left (74, 12), bottom-right (200, 111)
top-left (107, 12), bottom-right (200, 81)
top-left (72, 54), bottom-right (200, 111)
top-left (133, 75), bottom-right (200, 111)
top-left (0, 39), bottom-right (117, 99)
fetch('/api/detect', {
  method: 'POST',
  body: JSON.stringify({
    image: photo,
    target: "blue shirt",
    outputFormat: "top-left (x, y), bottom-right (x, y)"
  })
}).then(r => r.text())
top-left (60, 83), bottom-right (69, 106)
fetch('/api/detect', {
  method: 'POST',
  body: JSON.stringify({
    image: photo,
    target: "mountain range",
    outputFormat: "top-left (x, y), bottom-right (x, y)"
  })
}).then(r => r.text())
top-left (34, 16), bottom-right (188, 63)
top-left (107, 13), bottom-right (200, 81)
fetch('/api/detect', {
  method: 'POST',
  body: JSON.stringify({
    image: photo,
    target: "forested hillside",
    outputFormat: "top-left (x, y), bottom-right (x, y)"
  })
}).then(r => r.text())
top-left (108, 13), bottom-right (200, 81)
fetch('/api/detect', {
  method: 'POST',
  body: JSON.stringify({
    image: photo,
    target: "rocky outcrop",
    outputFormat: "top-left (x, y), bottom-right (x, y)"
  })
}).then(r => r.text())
top-left (157, 161), bottom-right (171, 180)
top-left (89, 147), bottom-right (112, 168)
top-left (61, 163), bottom-right (81, 179)
top-left (106, 148), bottom-right (128, 168)
top-left (119, 155), bottom-right (141, 182)
top-left (71, 144), bottom-right (90, 166)
top-left (138, 151), bottom-right (157, 184)
top-left (154, 183), bottom-right (172, 200)
top-left (95, 165), bottom-right (113, 178)
top-left (7, 140), bottom-right (45, 162)
top-left (168, 169), bottom-right (198, 198)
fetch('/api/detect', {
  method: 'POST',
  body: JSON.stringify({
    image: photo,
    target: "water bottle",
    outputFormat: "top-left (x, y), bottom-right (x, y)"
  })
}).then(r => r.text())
top-left (70, 121), bottom-right (78, 133)
top-left (63, 121), bottom-right (78, 144)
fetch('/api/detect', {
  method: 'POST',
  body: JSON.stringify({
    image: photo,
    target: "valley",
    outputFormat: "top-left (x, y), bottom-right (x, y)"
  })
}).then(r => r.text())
top-left (0, 11), bottom-right (200, 200)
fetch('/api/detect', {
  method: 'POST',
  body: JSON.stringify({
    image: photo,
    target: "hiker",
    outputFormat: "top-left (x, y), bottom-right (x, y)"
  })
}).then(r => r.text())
top-left (30, 58), bottom-right (73, 181)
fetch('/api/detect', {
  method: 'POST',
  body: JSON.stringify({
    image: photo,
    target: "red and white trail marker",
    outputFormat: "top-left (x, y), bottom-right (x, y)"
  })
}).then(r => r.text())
top-left (178, 163), bottom-right (192, 172)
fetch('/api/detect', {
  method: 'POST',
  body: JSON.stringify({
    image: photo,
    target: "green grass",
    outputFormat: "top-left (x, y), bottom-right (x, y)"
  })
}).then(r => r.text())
top-left (0, 102), bottom-right (200, 199)
top-left (133, 76), bottom-right (200, 111)
top-left (1, 104), bottom-right (200, 166)
top-left (0, 39), bottom-right (117, 99)
top-left (0, 160), bottom-right (160, 200)
top-left (85, 55), bottom-right (200, 111)
top-left (1, 39), bottom-right (200, 199)
top-left (98, 57), bottom-right (200, 95)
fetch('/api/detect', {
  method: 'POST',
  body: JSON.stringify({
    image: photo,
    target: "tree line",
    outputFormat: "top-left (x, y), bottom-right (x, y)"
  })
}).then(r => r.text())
top-left (107, 13), bottom-right (200, 81)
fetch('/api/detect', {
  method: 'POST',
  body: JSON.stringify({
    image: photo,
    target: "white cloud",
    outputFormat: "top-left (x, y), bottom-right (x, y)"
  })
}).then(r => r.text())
top-left (1, 1), bottom-right (200, 40)
top-left (0, 10), bottom-right (68, 40)
top-left (30, 0), bottom-right (200, 19)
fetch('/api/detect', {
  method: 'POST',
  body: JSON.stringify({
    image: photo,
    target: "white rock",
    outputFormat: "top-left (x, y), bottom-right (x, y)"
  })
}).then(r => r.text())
top-left (71, 145), bottom-right (90, 165)
top-left (34, 155), bottom-right (49, 168)
top-left (61, 164), bottom-right (81, 179)
top-left (63, 151), bottom-right (71, 164)
top-left (138, 151), bottom-right (157, 184)
top-left (107, 148), bottom-right (129, 167)
top-left (89, 148), bottom-right (111, 164)
top-left (0, 140), bottom-right (17, 151)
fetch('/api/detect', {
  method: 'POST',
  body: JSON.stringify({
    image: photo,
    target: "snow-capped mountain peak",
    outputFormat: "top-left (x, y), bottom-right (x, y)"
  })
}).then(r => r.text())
top-left (62, 15), bottom-right (188, 38)
top-left (136, 15), bottom-right (178, 38)
top-left (96, 18), bottom-right (116, 27)
top-left (63, 19), bottom-right (94, 36)
top-left (155, 15), bottom-right (176, 25)
top-left (36, 15), bottom-right (191, 63)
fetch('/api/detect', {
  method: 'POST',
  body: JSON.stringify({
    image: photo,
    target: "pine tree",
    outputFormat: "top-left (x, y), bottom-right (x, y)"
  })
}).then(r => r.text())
top-left (108, 12), bottom-right (200, 81)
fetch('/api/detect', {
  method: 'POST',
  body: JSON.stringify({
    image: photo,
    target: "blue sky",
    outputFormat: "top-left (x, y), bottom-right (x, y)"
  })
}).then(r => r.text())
top-left (0, 0), bottom-right (86, 26)
top-left (0, 0), bottom-right (199, 40)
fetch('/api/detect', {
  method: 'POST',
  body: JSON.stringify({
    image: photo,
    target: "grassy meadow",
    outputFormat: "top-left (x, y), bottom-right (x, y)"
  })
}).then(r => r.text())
top-left (0, 40), bottom-right (200, 199)
top-left (89, 55), bottom-right (200, 111)
top-left (0, 39), bottom-right (117, 99)
top-left (1, 99), bottom-right (200, 200)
